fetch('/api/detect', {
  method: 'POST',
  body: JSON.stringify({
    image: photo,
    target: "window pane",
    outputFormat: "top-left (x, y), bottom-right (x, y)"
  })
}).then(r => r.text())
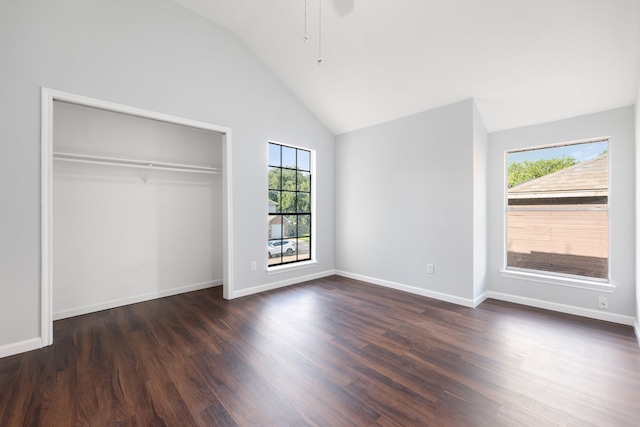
top-left (268, 237), bottom-right (282, 266)
top-left (297, 246), bottom-right (311, 261)
top-left (507, 140), bottom-right (608, 188)
top-left (507, 210), bottom-right (608, 279)
top-left (268, 167), bottom-right (281, 190)
top-left (283, 239), bottom-right (297, 263)
top-left (281, 191), bottom-right (296, 213)
top-left (298, 150), bottom-right (310, 171)
top-left (269, 143), bottom-right (281, 167)
top-left (268, 191), bottom-right (280, 213)
top-left (296, 219), bottom-right (311, 260)
top-left (297, 171), bottom-right (310, 192)
top-left (268, 216), bottom-right (284, 239)
top-left (298, 214), bottom-right (311, 237)
top-left (282, 169), bottom-right (296, 191)
top-left (297, 193), bottom-right (310, 213)
top-left (285, 215), bottom-right (297, 237)
top-left (282, 146), bottom-right (296, 169)
top-left (268, 255), bottom-right (281, 266)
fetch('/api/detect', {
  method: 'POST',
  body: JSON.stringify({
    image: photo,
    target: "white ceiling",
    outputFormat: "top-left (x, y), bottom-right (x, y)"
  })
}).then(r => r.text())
top-left (171, 0), bottom-right (640, 134)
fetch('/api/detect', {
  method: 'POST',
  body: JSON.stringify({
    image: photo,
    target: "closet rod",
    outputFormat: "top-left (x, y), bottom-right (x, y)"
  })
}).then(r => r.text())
top-left (52, 152), bottom-right (221, 174)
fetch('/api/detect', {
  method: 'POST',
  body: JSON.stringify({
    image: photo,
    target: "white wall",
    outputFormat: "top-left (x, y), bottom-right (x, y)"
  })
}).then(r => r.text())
top-left (473, 103), bottom-right (488, 301)
top-left (52, 102), bottom-right (222, 319)
top-left (0, 0), bottom-right (335, 354)
top-left (336, 100), bottom-right (482, 305)
top-left (488, 107), bottom-right (636, 321)
top-left (636, 80), bottom-right (640, 340)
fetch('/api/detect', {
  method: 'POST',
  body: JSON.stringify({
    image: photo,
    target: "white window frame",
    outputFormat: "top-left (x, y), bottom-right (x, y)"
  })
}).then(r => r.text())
top-left (501, 137), bottom-right (614, 292)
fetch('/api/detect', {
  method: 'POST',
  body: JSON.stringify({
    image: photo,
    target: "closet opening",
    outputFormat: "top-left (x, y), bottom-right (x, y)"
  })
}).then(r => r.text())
top-left (41, 88), bottom-right (233, 347)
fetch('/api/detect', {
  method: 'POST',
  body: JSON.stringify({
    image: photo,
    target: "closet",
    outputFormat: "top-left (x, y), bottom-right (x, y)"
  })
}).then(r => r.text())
top-left (52, 101), bottom-right (223, 320)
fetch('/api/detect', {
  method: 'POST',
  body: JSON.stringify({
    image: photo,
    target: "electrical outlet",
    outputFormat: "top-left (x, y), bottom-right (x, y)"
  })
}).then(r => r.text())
top-left (597, 296), bottom-right (608, 310)
top-left (251, 261), bottom-right (256, 271)
top-left (427, 264), bottom-right (434, 274)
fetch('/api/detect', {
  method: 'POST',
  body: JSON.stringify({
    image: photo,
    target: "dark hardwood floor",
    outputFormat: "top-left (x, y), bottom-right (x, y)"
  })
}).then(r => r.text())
top-left (1, 275), bottom-right (639, 426)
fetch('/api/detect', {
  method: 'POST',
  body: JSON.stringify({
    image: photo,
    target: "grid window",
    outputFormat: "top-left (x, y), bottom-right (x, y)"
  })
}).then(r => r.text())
top-left (506, 139), bottom-right (609, 280)
top-left (268, 142), bottom-right (312, 267)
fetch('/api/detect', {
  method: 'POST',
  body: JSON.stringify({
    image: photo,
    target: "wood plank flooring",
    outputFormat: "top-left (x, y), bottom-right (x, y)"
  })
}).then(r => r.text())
top-left (1, 275), bottom-right (639, 426)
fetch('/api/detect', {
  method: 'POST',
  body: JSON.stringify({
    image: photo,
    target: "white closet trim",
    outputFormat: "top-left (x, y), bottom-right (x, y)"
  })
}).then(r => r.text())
top-left (53, 151), bottom-right (221, 174)
top-left (41, 87), bottom-right (235, 353)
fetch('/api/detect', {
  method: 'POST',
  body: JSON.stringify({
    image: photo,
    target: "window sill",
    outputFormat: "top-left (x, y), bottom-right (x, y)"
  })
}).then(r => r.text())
top-left (500, 269), bottom-right (616, 293)
top-left (267, 260), bottom-right (318, 275)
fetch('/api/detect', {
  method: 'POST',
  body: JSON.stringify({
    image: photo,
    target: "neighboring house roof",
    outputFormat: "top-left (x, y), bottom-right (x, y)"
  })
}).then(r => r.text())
top-left (508, 153), bottom-right (608, 200)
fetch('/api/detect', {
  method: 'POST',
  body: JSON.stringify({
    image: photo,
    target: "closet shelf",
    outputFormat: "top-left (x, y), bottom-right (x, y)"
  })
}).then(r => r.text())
top-left (52, 152), bottom-right (221, 174)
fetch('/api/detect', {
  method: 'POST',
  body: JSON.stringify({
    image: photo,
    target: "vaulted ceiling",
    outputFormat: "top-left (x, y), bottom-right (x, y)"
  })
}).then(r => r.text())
top-left (171, 0), bottom-right (640, 134)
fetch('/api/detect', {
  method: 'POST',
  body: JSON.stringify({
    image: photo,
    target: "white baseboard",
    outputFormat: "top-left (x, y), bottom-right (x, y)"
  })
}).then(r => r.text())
top-left (635, 318), bottom-right (640, 347)
top-left (332, 271), bottom-right (636, 328)
top-left (232, 269), bottom-right (336, 299)
top-left (53, 279), bottom-right (222, 320)
top-left (473, 291), bottom-right (490, 308)
top-left (0, 337), bottom-right (42, 359)
top-left (335, 270), bottom-right (478, 308)
top-left (486, 291), bottom-right (636, 326)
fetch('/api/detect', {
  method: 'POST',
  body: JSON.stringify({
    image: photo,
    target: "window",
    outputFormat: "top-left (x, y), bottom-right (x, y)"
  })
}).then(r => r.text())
top-left (505, 139), bottom-right (609, 281)
top-left (268, 142), bottom-right (312, 267)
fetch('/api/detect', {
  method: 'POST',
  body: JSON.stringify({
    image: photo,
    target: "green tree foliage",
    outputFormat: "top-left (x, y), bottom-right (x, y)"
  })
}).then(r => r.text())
top-left (508, 156), bottom-right (577, 188)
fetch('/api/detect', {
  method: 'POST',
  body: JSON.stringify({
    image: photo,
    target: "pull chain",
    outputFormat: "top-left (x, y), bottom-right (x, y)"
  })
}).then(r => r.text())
top-left (317, 0), bottom-right (323, 65)
top-left (303, 0), bottom-right (323, 65)
top-left (303, 0), bottom-right (308, 43)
